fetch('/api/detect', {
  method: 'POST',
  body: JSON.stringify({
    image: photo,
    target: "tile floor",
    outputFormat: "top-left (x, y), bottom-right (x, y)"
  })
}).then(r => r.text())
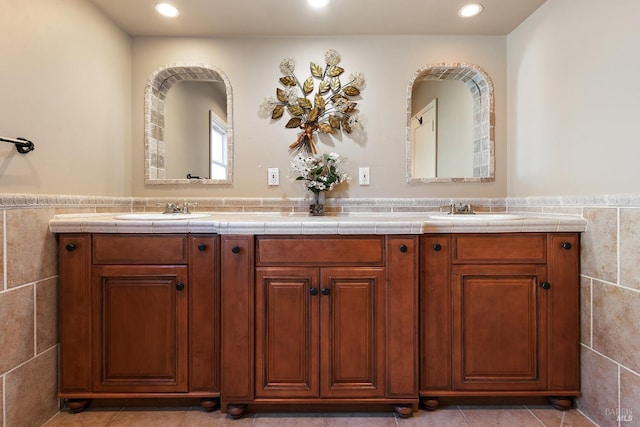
top-left (42, 405), bottom-right (597, 426)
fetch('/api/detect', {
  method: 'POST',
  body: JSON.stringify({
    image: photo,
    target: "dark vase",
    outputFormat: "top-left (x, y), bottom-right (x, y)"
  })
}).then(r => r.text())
top-left (309, 191), bottom-right (325, 216)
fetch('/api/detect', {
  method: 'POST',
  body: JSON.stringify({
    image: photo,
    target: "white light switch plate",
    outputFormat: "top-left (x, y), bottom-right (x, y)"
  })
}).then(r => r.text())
top-left (268, 168), bottom-right (279, 185)
top-left (359, 167), bottom-right (370, 185)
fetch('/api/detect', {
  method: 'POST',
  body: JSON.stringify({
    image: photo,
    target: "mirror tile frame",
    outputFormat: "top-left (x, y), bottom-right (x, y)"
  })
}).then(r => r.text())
top-left (144, 63), bottom-right (233, 184)
top-left (406, 62), bottom-right (494, 183)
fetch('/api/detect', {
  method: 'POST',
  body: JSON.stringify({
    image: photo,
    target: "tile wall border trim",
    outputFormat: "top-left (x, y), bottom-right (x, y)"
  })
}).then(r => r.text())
top-left (1, 193), bottom-right (640, 210)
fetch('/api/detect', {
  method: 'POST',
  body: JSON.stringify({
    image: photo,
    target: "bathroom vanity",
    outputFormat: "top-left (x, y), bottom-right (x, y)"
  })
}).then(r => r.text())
top-left (57, 233), bottom-right (220, 412)
top-left (51, 212), bottom-right (585, 416)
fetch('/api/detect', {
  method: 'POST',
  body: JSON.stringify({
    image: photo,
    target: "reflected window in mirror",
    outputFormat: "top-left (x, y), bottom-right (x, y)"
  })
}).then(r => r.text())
top-left (209, 111), bottom-right (228, 179)
top-left (406, 63), bottom-right (494, 183)
top-left (145, 64), bottom-right (233, 184)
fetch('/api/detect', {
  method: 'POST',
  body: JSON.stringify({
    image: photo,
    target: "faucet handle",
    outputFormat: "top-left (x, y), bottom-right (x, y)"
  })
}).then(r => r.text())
top-left (182, 202), bottom-right (198, 214)
top-left (440, 203), bottom-right (455, 214)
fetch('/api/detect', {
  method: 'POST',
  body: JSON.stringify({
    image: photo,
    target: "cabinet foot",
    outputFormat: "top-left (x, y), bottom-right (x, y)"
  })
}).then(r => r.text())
top-left (65, 399), bottom-right (91, 413)
top-left (200, 398), bottom-right (219, 412)
top-left (227, 404), bottom-right (248, 419)
top-left (422, 398), bottom-right (439, 411)
top-left (394, 404), bottom-right (413, 418)
top-left (548, 397), bottom-right (573, 411)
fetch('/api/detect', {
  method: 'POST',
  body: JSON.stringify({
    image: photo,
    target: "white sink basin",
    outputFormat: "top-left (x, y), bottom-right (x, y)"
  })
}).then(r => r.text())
top-left (114, 213), bottom-right (211, 220)
top-left (427, 213), bottom-right (524, 221)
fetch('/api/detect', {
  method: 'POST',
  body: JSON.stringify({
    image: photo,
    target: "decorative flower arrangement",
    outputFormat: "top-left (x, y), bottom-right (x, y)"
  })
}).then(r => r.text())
top-left (289, 152), bottom-right (350, 215)
top-left (260, 49), bottom-right (365, 155)
top-left (289, 152), bottom-right (350, 194)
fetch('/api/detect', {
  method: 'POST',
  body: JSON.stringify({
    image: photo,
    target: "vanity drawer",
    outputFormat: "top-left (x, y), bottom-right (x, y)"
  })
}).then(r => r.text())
top-left (256, 235), bottom-right (384, 266)
top-left (92, 234), bottom-right (188, 264)
top-left (452, 233), bottom-right (546, 264)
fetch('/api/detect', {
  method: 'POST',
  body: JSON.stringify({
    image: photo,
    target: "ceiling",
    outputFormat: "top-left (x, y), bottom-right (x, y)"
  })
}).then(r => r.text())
top-left (86, 0), bottom-right (548, 37)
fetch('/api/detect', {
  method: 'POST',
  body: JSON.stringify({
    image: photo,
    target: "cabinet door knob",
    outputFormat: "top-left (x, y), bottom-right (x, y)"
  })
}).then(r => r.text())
top-left (310, 287), bottom-right (318, 296)
top-left (231, 245), bottom-right (241, 254)
top-left (540, 282), bottom-right (551, 290)
top-left (399, 244), bottom-right (408, 253)
top-left (561, 242), bottom-right (572, 250)
top-left (176, 283), bottom-right (185, 291)
top-left (433, 243), bottom-right (442, 251)
top-left (198, 243), bottom-right (206, 251)
top-left (65, 243), bottom-right (76, 252)
top-left (321, 287), bottom-right (331, 296)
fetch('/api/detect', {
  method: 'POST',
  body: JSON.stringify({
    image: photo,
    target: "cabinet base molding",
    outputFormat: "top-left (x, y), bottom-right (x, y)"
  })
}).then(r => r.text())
top-left (222, 399), bottom-right (419, 418)
top-left (419, 393), bottom-right (578, 411)
top-left (60, 395), bottom-right (220, 414)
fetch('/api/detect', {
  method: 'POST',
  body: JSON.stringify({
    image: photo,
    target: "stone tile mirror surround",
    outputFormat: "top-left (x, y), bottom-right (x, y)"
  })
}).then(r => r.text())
top-left (144, 64), bottom-right (234, 185)
top-left (406, 63), bottom-right (495, 183)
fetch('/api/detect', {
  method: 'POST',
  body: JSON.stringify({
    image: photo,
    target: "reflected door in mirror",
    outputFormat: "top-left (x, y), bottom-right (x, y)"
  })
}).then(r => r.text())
top-left (411, 99), bottom-right (437, 178)
top-left (411, 80), bottom-right (473, 179)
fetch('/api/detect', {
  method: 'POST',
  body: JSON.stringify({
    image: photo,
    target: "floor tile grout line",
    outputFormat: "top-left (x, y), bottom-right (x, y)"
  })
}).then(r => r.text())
top-left (524, 405), bottom-right (548, 426)
top-left (456, 405), bottom-right (471, 425)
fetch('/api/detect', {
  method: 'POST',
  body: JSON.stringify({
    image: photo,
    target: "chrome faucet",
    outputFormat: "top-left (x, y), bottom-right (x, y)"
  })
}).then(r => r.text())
top-left (160, 202), bottom-right (198, 214)
top-left (163, 202), bottom-right (182, 214)
top-left (443, 203), bottom-right (476, 215)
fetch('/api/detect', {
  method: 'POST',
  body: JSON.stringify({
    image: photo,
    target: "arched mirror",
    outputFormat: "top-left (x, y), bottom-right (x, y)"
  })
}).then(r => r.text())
top-left (406, 63), bottom-right (494, 183)
top-left (145, 64), bottom-right (233, 184)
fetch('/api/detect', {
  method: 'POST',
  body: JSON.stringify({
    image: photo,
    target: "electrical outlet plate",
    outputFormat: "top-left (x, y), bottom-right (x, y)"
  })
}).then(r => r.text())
top-left (359, 167), bottom-right (370, 185)
top-left (268, 168), bottom-right (279, 185)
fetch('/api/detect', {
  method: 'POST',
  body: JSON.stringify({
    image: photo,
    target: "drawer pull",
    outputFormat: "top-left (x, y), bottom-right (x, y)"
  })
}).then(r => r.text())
top-left (433, 243), bottom-right (442, 252)
top-left (540, 282), bottom-right (551, 290)
top-left (321, 287), bottom-right (331, 296)
top-left (399, 244), bottom-right (408, 253)
top-left (176, 283), bottom-right (185, 291)
top-left (561, 242), bottom-right (572, 250)
top-left (310, 287), bottom-right (318, 296)
top-left (231, 245), bottom-right (241, 254)
top-left (65, 243), bottom-right (77, 252)
top-left (198, 243), bottom-right (206, 251)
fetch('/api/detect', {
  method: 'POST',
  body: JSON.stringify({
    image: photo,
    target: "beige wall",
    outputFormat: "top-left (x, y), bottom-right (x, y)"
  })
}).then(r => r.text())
top-left (506, 0), bottom-right (640, 197)
top-left (0, 0), bottom-right (132, 197)
top-left (507, 0), bottom-right (640, 424)
top-left (132, 36), bottom-right (507, 198)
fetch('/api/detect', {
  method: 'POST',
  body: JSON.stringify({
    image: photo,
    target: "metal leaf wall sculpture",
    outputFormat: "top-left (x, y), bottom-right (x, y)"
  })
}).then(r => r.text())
top-left (259, 49), bottom-right (365, 155)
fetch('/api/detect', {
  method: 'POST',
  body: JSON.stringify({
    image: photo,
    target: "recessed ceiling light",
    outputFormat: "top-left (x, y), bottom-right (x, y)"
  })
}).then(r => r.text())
top-left (155, 2), bottom-right (180, 18)
top-left (458, 3), bottom-right (484, 18)
top-left (308, 0), bottom-right (330, 8)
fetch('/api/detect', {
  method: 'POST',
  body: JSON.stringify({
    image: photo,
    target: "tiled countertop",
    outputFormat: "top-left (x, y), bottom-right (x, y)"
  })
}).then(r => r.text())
top-left (49, 212), bottom-right (588, 234)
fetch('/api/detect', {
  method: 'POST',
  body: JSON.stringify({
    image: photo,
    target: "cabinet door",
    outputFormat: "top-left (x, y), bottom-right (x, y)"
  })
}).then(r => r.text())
top-left (189, 235), bottom-right (220, 392)
top-left (92, 265), bottom-right (189, 392)
top-left (320, 267), bottom-right (385, 398)
top-left (420, 235), bottom-right (452, 391)
top-left (255, 267), bottom-right (320, 398)
top-left (452, 264), bottom-right (548, 391)
top-left (59, 234), bottom-right (92, 393)
top-left (547, 233), bottom-right (580, 391)
top-left (220, 235), bottom-right (254, 401)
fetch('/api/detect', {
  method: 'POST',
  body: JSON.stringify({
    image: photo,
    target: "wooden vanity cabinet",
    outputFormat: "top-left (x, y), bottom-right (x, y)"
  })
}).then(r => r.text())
top-left (221, 235), bottom-right (419, 418)
top-left (420, 233), bottom-right (580, 410)
top-left (58, 233), bottom-right (220, 412)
